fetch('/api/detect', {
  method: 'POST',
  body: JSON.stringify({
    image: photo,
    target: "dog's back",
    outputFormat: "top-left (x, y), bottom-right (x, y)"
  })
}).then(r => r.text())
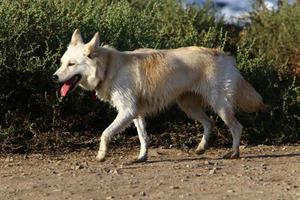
top-left (122, 46), bottom-right (265, 114)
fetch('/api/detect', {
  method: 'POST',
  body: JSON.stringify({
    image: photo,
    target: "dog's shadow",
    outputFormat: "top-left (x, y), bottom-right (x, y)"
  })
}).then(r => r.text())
top-left (146, 156), bottom-right (209, 164)
top-left (124, 152), bottom-right (300, 167)
top-left (242, 152), bottom-right (300, 159)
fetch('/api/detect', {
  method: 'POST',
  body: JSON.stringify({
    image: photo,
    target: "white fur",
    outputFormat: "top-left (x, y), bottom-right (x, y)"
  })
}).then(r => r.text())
top-left (53, 30), bottom-right (266, 162)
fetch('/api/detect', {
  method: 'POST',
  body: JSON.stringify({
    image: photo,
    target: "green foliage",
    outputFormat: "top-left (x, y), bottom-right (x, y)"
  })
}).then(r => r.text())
top-left (0, 0), bottom-right (227, 152)
top-left (244, 1), bottom-right (300, 75)
top-left (236, 40), bottom-right (299, 143)
top-left (237, 2), bottom-right (300, 143)
top-left (0, 0), bottom-right (298, 152)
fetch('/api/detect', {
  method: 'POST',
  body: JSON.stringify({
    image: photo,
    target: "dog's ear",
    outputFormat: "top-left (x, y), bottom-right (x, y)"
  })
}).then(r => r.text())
top-left (87, 32), bottom-right (100, 51)
top-left (70, 29), bottom-right (83, 46)
top-left (84, 32), bottom-right (100, 58)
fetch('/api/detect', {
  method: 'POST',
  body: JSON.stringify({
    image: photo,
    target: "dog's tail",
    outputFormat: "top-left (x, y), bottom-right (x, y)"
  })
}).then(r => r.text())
top-left (236, 78), bottom-right (268, 113)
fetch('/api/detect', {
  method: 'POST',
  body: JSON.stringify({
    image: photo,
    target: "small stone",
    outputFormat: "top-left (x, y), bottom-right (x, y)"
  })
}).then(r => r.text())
top-left (31, 185), bottom-right (38, 189)
top-left (209, 168), bottom-right (216, 175)
top-left (75, 165), bottom-right (84, 170)
top-left (56, 161), bottom-right (62, 165)
top-left (170, 186), bottom-right (180, 189)
top-left (227, 190), bottom-right (234, 193)
top-left (204, 161), bottom-right (212, 165)
top-left (195, 173), bottom-right (202, 177)
top-left (106, 196), bottom-right (114, 200)
top-left (261, 164), bottom-right (268, 170)
top-left (140, 191), bottom-right (146, 196)
top-left (109, 169), bottom-right (119, 175)
top-left (5, 157), bottom-right (12, 162)
top-left (4, 164), bottom-right (12, 168)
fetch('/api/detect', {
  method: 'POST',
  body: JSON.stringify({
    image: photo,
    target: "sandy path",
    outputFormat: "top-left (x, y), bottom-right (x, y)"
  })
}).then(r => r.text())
top-left (0, 145), bottom-right (300, 200)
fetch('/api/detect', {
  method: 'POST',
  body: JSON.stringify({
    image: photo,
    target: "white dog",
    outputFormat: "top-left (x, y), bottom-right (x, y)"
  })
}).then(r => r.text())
top-left (53, 29), bottom-right (266, 162)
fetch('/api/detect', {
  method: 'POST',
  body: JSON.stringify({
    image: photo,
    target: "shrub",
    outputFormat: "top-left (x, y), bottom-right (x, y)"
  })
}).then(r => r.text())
top-left (237, 1), bottom-right (300, 143)
top-left (0, 0), bottom-right (228, 152)
top-left (244, 1), bottom-right (300, 75)
top-left (0, 0), bottom-right (298, 153)
top-left (235, 40), bottom-right (299, 144)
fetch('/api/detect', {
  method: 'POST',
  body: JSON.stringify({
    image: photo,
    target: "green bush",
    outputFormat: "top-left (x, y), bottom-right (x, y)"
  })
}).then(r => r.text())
top-left (244, 1), bottom-right (300, 75)
top-left (0, 0), bottom-right (298, 153)
top-left (0, 0), bottom-right (228, 152)
top-left (235, 40), bottom-right (299, 144)
top-left (237, 2), bottom-right (300, 143)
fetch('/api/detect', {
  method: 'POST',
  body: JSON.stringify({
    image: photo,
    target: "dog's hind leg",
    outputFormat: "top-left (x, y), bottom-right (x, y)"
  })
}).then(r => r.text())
top-left (177, 93), bottom-right (214, 155)
top-left (96, 109), bottom-right (136, 162)
top-left (215, 106), bottom-right (243, 159)
top-left (133, 116), bottom-right (149, 162)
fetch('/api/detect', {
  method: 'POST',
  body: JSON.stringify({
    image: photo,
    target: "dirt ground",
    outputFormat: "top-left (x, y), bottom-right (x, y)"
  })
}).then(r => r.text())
top-left (0, 145), bottom-right (300, 200)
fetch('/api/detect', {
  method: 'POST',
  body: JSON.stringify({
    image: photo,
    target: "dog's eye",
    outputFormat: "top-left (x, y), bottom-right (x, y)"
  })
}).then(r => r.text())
top-left (68, 62), bottom-right (76, 66)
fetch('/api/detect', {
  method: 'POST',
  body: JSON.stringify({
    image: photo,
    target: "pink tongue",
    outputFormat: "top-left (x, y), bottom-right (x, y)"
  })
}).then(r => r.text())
top-left (60, 81), bottom-right (72, 97)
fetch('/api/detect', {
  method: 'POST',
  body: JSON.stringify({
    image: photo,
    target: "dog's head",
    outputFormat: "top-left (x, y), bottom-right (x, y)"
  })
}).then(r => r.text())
top-left (52, 29), bottom-right (105, 97)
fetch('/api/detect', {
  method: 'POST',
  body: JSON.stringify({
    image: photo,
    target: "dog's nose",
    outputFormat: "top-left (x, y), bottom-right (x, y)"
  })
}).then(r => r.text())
top-left (52, 75), bottom-right (59, 82)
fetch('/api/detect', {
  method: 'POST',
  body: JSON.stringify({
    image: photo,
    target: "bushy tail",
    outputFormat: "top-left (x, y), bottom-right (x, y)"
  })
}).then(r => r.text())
top-left (236, 78), bottom-right (268, 113)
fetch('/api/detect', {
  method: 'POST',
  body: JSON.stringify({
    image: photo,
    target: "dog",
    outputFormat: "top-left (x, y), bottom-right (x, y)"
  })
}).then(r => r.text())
top-left (52, 29), bottom-right (267, 162)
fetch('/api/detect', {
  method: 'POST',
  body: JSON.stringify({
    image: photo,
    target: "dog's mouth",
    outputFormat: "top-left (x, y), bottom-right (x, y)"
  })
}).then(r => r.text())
top-left (60, 74), bottom-right (82, 97)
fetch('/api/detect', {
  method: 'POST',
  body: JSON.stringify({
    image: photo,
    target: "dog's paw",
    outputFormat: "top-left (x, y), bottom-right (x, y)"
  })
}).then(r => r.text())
top-left (195, 148), bottom-right (206, 155)
top-left (125, 156), bottom-right (148, 165)
top-left (95, 154), bottom-right (106, 162)
top-left (222, 151), bottom-right (240, 159)
top-left (136, 156), bottom-right (148, 162)
top-left (132, 156), bottom-right (148, 164)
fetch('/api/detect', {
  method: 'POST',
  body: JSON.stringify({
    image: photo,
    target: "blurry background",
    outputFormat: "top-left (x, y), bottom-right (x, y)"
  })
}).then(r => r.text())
top-left (184, 0), bottom-right (296, 24)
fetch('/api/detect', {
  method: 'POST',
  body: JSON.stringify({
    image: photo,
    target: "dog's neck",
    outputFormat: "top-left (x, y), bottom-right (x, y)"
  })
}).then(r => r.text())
top-left (94, 79), bottom-right (103, 91)
top-left (91, 80), bottom-right (102, 101)
top-left (91, 59), bottom-right (109, 100)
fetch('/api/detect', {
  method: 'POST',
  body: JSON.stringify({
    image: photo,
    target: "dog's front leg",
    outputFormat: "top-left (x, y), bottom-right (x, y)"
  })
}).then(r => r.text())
top-left (96, 110), bottom-right (135, 161)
